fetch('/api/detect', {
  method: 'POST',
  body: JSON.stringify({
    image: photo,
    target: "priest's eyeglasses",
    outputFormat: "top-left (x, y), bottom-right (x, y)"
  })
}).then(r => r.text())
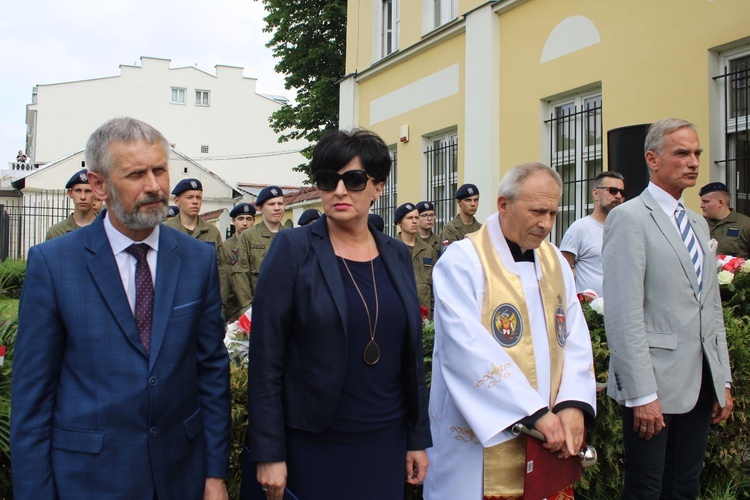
top-left (315, 170), bottom-right (375, 192)
top-left (595, 186), bottom-right (626, 197)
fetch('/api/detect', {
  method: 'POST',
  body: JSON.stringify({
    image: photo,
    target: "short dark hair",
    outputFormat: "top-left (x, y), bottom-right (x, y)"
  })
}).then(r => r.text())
top-left (593, 171), bottom-right (625, 189)
top-left (310, 129), bottom-right (391, 183)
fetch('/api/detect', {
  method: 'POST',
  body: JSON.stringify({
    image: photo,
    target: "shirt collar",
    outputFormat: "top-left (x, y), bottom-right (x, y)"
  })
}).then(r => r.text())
top-left (647, 181), bottom-right (684, 217)
top-left (505, 238), bottom-right (535, 263)
top-left (103, 211), bottom-right (160, 255)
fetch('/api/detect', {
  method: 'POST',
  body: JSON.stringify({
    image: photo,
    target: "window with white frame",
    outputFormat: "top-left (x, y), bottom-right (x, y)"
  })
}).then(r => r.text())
top-left (545, 92), bottom-right (603, 244)
top-left (201, 145), bottom-right (209, 154)
top-left (373, 146), bottom-right (398, 237)
top-left (372, 0), bottom-right (399, 61)
top-left (171, 87), bottom-right (186, 104)
top-left (195, 90), bottom-right (210, 106)
top-left (715, 50), bottom-right (750, 215)
top-left (424, 0), bottom-right (457, 32)
top-left (379, 0), bottom-right (398, 58)
top-left (424, 129), bottom-right (458, 235)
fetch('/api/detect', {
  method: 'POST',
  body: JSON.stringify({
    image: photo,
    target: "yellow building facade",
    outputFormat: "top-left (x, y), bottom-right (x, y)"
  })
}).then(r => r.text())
top-left (341, 0), bottom-right (750, 241)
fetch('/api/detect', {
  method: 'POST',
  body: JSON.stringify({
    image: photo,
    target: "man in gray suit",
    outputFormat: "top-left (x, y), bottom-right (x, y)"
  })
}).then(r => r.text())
top-left (602, 118), bottom-right (733, 499)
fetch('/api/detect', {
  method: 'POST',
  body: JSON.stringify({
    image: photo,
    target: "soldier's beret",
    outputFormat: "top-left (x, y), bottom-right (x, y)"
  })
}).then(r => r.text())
top-left (368, 213), bottom-right (385, 232)
top-left (417, 201), bottom-right (435, 213)
top-left (172, 178), bottom-right (202, 195)
top-left (256, 186), bottom-right (283, 206)
top-left (394, 202), bottom-right (417, 224)
top-left (230, 203), bottom-right (256, 218)
top-left (455, 183), bottom-right (479, 200)
top-left (65, 169), bottom-right (89, 189)
top-left (297, 208), bottom-right (321, 226)
top-left (699, 182), bottom-right (729, 197)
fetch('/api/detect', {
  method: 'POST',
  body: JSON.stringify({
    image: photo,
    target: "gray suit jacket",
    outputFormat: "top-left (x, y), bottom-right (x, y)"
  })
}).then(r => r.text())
top-left (602, 188), bottom-right (731, 414)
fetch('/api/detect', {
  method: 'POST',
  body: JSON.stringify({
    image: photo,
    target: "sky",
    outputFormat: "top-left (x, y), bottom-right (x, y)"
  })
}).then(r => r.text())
top-left (0, 0), bottom-right (289, 163)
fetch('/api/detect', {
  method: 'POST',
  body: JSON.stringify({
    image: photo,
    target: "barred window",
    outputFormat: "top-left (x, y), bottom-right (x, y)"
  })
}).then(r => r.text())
top-left (546, 93), bottom-right (603, 244)
top-left (424, 130), bottom-right (458, 236)
top-left (715, 53), bottom-right (750, 215)
top-left (373, 147), bottom-right (398, 237)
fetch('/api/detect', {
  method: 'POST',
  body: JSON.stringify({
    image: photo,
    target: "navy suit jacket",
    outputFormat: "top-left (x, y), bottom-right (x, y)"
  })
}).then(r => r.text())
top-left (245, 215), bottom-right (432, 462)
top-left (11, 212), bottom-right (231, 499)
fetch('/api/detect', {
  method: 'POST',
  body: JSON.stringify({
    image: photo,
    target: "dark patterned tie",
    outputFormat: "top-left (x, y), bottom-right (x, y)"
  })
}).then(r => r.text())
top-left (126, 243), bottom-right (154, 354)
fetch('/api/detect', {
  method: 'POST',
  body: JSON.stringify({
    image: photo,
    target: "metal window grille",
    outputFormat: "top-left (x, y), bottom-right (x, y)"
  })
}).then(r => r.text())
top-left (545, 97), bottom-right (603, 244)
top-left (373, 149), bottom-right (398, 237)
top-left (424, 133), bottom-right (458, 236)
top-left (201, 145), bottom-right (209, 154)
top-left (714, 57), bottom-right (750, 215)
top-left (0, 190), bottom-right (73, 260)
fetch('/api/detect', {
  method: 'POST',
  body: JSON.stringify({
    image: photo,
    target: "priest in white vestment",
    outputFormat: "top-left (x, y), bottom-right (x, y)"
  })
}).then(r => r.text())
top-left (424, 163), bottom-right (596, 500)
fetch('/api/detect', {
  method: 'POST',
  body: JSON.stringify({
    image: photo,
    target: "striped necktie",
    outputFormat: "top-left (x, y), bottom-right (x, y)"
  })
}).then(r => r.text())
top-left (674, 203), bottom-right (702, 294)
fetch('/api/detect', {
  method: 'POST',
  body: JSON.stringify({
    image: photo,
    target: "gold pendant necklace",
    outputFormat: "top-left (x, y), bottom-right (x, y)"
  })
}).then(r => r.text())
top-left (336, 240), bottom-right (380, 366)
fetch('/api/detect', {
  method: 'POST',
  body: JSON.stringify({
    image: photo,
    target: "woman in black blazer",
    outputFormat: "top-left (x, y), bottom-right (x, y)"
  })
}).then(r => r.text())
top-left (243, 129), bottom-right (432, 500)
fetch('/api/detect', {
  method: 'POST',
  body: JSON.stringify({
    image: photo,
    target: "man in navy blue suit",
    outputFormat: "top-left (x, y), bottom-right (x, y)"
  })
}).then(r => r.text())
top-left (11, 117), bottom-right (231, 499)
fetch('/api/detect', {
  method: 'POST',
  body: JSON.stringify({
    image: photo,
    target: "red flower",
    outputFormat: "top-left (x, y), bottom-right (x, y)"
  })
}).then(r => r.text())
top-left (420, 305), bottom-right (429, 320)
top-left (722, 257), bottom-right (746, 273)
top-left (577, 290), bottom-right (598, 303)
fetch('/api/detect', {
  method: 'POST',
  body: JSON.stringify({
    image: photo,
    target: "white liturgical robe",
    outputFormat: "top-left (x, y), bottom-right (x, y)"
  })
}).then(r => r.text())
top-left (423, 213), bottom-right (596, 500)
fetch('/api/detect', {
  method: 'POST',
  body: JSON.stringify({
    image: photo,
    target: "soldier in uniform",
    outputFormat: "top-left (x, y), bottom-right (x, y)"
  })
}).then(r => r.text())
top-left (417, 201), bottom-right (441, 258)
top-left (164, 178), bottom-right (222, 249)
top-left (219, 203), bottom-right (256, 321)
top-left (297, 208), bottom-right (321, 226)
top-left (395, 202), bottom-right (437, 317)
top-left (92, 197), bottom-right (103, 215)
top-left (233, 185), bottom-right (286, 311)
top-left (46, 169), bottom-right (97, 240)
top-left (440, 183), bottom-right (481, 248)
top-left (699, 182), bottom-right (750, 259)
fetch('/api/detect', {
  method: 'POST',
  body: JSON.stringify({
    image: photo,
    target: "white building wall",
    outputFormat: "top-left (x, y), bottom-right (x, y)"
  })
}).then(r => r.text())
top-left (27, 57), bottom-right (308, 187)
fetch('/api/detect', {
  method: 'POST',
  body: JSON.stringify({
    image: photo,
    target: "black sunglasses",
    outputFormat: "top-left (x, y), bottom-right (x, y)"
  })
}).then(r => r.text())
top-left (596, 186), bottom-right (626, 197)
top-left (315, 169), bottom-right (374, 192)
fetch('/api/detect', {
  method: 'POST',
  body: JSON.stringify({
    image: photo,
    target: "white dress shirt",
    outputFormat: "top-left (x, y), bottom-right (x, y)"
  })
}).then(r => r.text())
top-left (103, 212), bottom-right (160, 314)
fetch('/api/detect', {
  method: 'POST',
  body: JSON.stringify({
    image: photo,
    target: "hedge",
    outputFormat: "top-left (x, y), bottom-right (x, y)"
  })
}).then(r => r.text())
top-left (1, 259), bottom-right (749, 498)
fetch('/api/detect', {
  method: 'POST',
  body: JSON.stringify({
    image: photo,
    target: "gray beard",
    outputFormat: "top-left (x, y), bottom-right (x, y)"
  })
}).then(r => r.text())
top-left (107, 185), bottom-right (168, 230)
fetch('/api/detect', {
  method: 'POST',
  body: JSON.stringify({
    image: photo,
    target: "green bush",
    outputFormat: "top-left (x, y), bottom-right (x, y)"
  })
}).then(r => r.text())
top-left (576, 297), bottom-right (750, 499)
top-left (228, 363), bottom-right (248, 498)
top-left (576, 303), bottom-right (624, 499)
top-left (0, 316), bottom-right (17, 497)
top-left (701, 308), bottom-right (750, 497)
top-left (0, 260), bottom-right (25, 299)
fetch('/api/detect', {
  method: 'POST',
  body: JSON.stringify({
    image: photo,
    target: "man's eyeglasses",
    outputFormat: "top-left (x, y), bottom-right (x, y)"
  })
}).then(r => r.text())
top-left (596, 186), bottom-right (626, 197)
top-left (420, 213), bottom-right (436, 219)
top-left (314, 169), bottom-right (374, 192)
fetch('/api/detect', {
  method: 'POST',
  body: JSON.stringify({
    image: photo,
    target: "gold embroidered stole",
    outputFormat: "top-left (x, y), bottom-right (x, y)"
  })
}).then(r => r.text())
top-left (467, 224), bottom-right (567, 498)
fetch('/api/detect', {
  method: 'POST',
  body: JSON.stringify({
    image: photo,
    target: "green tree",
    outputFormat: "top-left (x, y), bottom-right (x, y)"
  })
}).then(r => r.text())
top-left (261, 0), bottom-right (347, 181)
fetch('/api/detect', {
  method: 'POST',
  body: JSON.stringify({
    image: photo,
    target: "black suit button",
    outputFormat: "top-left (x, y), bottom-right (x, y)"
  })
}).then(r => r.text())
top-left (149, 377), bottom-right (157, 386)
top-left (149, 427), bottom-right (157, 437)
